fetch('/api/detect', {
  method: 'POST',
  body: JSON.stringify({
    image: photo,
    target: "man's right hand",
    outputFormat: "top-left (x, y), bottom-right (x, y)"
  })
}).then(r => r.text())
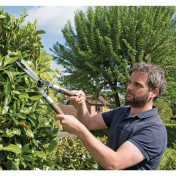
top-left (69, 90), bottom-right (86, 107)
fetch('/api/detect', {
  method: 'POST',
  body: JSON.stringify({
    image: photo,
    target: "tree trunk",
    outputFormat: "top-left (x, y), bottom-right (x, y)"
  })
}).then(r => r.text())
top-left (114, 92), bottom-right (121, 107)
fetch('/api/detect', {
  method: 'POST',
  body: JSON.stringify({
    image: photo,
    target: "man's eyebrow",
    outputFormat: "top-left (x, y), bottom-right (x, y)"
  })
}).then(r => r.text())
top-left (134, 81), bottom-right (144, 86)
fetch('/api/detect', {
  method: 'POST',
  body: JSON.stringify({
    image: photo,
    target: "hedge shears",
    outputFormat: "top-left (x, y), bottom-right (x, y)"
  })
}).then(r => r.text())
top-left (16, 59), bottom-right (76, 115)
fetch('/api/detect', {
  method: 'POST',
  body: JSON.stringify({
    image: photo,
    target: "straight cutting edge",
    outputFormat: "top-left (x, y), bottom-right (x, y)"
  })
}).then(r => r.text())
top-left (16, 59), bottom-right (39, 81)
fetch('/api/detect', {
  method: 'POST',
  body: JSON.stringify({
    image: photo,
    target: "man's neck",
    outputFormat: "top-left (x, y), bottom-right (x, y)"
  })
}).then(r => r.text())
top-left (130, 103), bottom-right (153, 115)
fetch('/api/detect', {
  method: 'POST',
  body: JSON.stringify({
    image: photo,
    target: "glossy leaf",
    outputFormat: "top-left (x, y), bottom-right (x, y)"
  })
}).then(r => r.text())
top-left (35, 150), bottom-right (46, 159)
top-left (26, 129), bottom-right (34, 138)
top-left (13, 113), bottom-right (26, 119)
top-left (4, 69), bottom-right (16, 81)
top-left (4, 80), bottom-right (11, 95)
top-left (4, 94), bottom-right (11, 107)
top-left (3, 55), bottom-right (20, 66)
top-left (3, 128), bottom-right (21, 137)
top-left (0, 144), bottom-right (21, 153)
top-left (29, 95), bottom-right (43, 101)
top-left (11, 90), bottom-right (21, 95)
top-left (19, 92), bottom-right (29, 99)
top-left (32, 139), bottom-right (38, 147)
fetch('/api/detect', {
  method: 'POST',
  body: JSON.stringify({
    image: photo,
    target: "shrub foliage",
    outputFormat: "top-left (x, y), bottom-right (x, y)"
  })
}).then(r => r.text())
top-left (0, 8), bottom-right (59, 170)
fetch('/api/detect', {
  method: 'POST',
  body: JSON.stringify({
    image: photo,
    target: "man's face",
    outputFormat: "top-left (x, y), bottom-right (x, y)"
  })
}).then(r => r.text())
top-left (126, 71), bottom-right (151, 108)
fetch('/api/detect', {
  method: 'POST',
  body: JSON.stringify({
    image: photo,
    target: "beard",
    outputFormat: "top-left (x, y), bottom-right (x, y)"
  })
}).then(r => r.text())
top-left (125, 90), bottom-right (150, 108)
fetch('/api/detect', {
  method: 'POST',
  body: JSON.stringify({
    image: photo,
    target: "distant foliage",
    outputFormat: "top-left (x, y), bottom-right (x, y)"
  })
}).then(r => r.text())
top-left (165, 124), bottom-right (176, 148)
top-left (154, 98), bottom-right (173, 124)
top-left (52, 6), bottom-right (176, 109)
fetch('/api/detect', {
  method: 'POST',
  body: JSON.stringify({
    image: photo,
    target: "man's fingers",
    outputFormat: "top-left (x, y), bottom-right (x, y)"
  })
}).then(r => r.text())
top-left (70, 90), bottom-right (86, 98)
top-left (56, 115), bottom-right (65, 120)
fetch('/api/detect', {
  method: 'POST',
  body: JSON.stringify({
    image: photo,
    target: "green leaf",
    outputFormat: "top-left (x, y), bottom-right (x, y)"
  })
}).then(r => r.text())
top-left (11, 116), bottom-right (19, 125)
top-left (28, 116), bottom-right (36, 126)
top-left (21, 105), bottom-right (36, 114)
top-left (26, 129), bottom-right (34, 138)
top-left (32, 139), bottom-right (38, 147)
top-left (4, 69), bottom-right (17, 81)
top-left (11, 128), bottom-right (21, 135)
top-left (23, 154), bottom-right (34, 162)
top-left (0, 56), bottom-right (4, 67)
top-left (2, 106), bottom-right (9, 114)
top-left (4, 55), bottom-right (20, 66)
top-left (47, 139), bottom-right (58, 152)
top-left (11, 90), bottom-right (21, 95)
top-left (13, 113), bottom-right (26, 119)
top-left (0, 15), bottom-right (6, 19)
top-left (4, 94), bottom-right (11, 107)
top-left (4, 80), bottom-right (11, 95)
top-left (25, 76), bottom-right (31, 87)
top-left (35, 150), bottom-right (46, 159)
top-left (35, 30), bottom-right (46, 35)
top-left (0, 144), bottom-right (21, 153)
top-left (3, 128), bottom-right (21, 137)
top-left (29, 95), bottom-right (43, 100)
top-left (11, 161), bottom-right (20, 170)
top-left (21, 144), bottom-right (30, 154)
top-left (40, 67), bottom-right (53, 73)
top-left (19, 92), bottom-right (29, 99)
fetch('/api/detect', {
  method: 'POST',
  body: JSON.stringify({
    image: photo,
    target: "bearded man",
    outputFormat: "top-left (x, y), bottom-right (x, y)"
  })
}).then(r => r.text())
top-left (56, 62), bottom-right (167, 170)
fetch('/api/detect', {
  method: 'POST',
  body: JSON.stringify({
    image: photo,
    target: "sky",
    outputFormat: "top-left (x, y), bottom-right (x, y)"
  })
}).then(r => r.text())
top-left (0, 6), bottom-right (88, 71)
top-left (1, 1), bottom-right (176, 71)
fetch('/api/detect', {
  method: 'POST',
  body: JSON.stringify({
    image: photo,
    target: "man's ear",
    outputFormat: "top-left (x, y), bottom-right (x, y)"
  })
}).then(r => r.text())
top-left (151, 88), bottom-right (159, 99)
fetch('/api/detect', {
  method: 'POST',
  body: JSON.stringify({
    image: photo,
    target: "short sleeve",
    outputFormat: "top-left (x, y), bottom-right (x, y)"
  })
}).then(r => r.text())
top-left (102, 108), bottom-right (119, 128)
top-left (128, 124), bottom-right (167, 161)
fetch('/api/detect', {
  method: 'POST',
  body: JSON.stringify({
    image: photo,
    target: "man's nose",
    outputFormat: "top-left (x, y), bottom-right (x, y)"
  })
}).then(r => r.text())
top-left (127, 83), bottom-right (133, 91)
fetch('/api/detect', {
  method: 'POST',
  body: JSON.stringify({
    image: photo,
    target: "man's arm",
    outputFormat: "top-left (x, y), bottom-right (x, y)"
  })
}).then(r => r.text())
top-left (69, 90), bottom-right (107, 130)
top-left (56, 114), bottom-right (145, 170)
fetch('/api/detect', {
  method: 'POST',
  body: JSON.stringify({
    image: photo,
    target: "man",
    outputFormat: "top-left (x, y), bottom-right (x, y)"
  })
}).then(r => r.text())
top-left (56, 62), bottom-right (167, 170)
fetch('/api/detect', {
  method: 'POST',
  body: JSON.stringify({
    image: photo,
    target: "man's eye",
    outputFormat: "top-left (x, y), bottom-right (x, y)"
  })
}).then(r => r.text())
top-left (135, 82), bottom-right (141, 87)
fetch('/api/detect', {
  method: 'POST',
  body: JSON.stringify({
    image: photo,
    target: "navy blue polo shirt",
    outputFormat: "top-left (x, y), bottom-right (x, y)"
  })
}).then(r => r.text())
top-left (98, 106), bottom-right (167, 170)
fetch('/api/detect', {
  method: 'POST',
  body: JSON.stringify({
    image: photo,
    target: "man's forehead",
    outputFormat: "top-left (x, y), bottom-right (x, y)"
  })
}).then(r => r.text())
top-left (130, 71), bottom-right (148, 81)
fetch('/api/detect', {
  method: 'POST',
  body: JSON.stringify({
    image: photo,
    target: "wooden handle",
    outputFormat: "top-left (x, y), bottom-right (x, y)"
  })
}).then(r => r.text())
top-left (50, 102), bottom-right (64, 114)
top-left (62, 89), bottom-right (75, 96)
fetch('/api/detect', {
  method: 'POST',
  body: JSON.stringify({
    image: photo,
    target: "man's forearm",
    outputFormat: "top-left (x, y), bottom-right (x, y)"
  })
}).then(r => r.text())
top-left (75, 125), bottom-right (120, 170)
top-left (76, 103), bottom-right (91, 127)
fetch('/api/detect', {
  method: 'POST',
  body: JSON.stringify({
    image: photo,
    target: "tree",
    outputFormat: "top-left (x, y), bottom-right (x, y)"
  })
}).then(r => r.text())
top-left (51, 6), bottom-right (176, 107)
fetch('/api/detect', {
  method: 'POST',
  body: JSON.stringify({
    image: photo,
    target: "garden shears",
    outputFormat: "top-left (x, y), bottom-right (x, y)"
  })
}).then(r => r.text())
top-left (16, 59), bottom-right (76, 115)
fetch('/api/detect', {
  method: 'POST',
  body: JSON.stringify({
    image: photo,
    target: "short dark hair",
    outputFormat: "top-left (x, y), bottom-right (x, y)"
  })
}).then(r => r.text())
top-left (132, 62), bottom-right (167, 100)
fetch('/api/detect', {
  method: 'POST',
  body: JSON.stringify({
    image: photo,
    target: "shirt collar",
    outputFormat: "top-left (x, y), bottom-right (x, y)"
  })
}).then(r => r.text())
top-left (124, 106), bottom-right (158, 119)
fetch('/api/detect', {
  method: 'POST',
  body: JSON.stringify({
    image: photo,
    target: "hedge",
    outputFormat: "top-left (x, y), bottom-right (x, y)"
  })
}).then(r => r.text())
top-left (165, 124), bottom-right (176, 148)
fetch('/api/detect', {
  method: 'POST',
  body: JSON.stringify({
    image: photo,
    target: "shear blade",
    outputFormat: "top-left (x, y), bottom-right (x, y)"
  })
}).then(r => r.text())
top-left (16, 59), bottom-right (39, 81)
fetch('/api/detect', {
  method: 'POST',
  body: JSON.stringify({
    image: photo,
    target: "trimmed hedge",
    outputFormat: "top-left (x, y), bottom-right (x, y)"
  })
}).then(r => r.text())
top-left (51, 135), bottom-right (107, 170)
top-left (165, 124), bottom-right (176, 148)
top-left (91, 128), bottom-right (109, 138)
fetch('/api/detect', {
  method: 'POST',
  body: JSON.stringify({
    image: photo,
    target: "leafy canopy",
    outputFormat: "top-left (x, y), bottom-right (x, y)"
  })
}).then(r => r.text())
top-left (51, 6), bottom-right (176, 108)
